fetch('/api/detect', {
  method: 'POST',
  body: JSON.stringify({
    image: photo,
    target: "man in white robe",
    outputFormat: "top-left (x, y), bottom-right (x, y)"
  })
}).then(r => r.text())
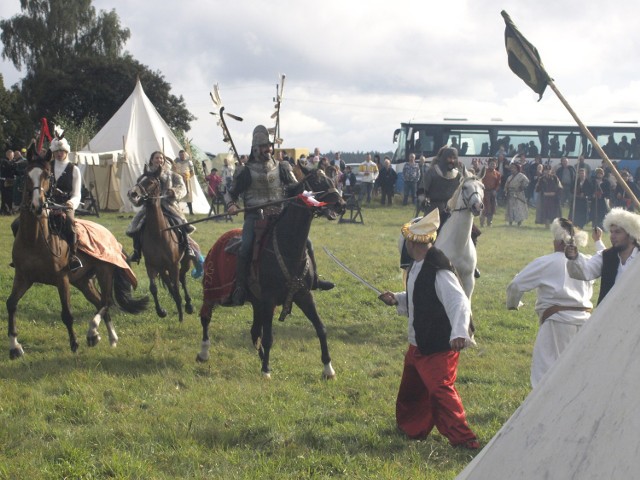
top-left (506, 218), bottom-right (605, 387)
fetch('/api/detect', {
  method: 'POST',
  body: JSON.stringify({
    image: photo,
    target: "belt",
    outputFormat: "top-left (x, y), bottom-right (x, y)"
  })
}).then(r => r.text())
top-left (540, 305), bottom-right (592, 325)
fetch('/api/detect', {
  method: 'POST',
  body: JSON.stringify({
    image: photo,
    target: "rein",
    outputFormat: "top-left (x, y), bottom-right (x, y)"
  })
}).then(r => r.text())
top-left (449, 177), bottom-right (483, 213)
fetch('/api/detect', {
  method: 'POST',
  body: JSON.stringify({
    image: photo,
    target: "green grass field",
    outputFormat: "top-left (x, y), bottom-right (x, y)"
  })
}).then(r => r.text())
top-left (0, 200), bottom-right (603, 479)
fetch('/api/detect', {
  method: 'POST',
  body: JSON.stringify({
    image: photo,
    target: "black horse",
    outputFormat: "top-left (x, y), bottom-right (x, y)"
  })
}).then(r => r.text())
top-left (197, 167), bottom-right (345, 378)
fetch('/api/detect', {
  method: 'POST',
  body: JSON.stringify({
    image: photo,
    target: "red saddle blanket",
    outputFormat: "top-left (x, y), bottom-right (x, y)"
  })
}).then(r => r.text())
top-left (202, 228), bottom-right (242, 305)
top-left (75, 219), bottom-right (138, 288)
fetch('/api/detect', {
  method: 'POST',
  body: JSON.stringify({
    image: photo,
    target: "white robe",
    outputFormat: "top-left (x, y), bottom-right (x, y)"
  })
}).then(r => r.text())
top-left (506, 242), bottom-right (604, 387)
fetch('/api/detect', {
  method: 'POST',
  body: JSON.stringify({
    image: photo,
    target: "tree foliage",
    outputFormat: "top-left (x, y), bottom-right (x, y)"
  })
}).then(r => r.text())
top-left (1, 0), bottom-right (195, 146)
top-left (1, 0), bottom-right (129, 71)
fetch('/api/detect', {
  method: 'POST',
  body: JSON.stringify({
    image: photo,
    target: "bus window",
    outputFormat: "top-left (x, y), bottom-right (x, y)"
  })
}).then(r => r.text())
top-left (496, 129), bottom-right (541, 158)
top-left (413, 129), bottom-right (436, 157)
top-left (448, 129), bottom-right (490, 156)
top-left (547, 131), bottom-right (582, 158)
top-left (594, 130), bottom-right (638, 159)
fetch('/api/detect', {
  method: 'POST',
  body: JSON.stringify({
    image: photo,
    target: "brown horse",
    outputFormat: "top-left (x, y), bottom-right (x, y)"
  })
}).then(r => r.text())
top-left (127, 168), bottom-right (194, 322)
top-left (197, 167), bottom-right (345, 379)
top-left (6, 156), bottom-right (148, 359)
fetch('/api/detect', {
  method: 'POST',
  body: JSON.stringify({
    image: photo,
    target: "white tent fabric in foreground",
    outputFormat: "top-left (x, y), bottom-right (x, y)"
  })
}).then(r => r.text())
top-left (457, 257), bottom-right (640, 479)
top-left (75, 79), bottom-right (210, 213)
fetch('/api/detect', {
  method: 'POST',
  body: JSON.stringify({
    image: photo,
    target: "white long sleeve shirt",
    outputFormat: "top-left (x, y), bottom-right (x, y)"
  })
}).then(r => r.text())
top-left (395, 259), bottom-right (472, 346)
top-left (53, 159), bottom-right (82, 210)
top-left (567, 245), bottom-right (640, 283)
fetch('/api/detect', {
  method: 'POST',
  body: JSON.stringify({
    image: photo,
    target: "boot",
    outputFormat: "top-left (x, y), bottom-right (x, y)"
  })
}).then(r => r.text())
top-left (307, 242), bottom-right (335, 291)
top-left (191, 253), bottom-right (205, 279)
top-left (129, 232), bottom-right (143, 264)
top-left (232, 255), bottom-right (250, 305)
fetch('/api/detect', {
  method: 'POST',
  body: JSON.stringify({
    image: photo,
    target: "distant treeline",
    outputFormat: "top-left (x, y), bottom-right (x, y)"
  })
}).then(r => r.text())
top-left (322, 151), bottom-right (394, 163)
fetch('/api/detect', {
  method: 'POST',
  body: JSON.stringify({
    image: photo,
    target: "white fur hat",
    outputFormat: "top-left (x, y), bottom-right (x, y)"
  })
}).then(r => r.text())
top-left (603, 208), bottom-right (640, 241)
top-left (50, 138), bottom-right (70, 153)
top-left (550, 218), bottom-right (587, 247)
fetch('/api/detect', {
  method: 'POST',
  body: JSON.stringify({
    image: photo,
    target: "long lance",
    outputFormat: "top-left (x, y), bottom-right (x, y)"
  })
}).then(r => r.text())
top-left (323, 247), bottom-right (382, 295)
top-left (162, 193), bottom-right (323, 231)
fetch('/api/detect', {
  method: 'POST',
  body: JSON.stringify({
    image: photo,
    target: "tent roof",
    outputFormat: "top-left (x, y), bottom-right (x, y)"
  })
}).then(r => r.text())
top-left (457, 258), bottom-right (640, 479)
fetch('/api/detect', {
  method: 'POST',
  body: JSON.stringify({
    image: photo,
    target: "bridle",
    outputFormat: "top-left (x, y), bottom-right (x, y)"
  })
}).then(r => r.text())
top-left (450, 176), bottom-right (484, 213)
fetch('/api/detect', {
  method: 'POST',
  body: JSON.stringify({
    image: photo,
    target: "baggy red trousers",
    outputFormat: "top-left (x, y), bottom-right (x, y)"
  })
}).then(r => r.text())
top-left (396, 345), bottom-right (476, 445)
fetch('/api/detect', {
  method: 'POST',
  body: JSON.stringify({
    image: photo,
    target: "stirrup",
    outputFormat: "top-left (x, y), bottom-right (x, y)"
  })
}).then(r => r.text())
top-left (231, 286), bottom-right (246, 306)
top-left (129, 250), bottom-right (142, 264)
top-left (69, 256), bottom-right (83, 272)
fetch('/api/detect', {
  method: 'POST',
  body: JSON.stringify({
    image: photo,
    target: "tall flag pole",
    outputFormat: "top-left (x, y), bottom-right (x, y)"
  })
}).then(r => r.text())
top-left (501, 10), bottom-right (640, 210)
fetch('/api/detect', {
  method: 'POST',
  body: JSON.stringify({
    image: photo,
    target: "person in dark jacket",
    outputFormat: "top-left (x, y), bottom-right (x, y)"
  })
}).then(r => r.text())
top-left (375, 157), bottom-right (397, 206)
top-left (379, 209), bottom-right (479, 449)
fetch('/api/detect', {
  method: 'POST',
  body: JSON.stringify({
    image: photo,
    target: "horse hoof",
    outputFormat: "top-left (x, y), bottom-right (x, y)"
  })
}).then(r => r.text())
top-left (185, 304), bottom-right (194, 315)
top-left (195, 354), bottom-right (208, 363)
top-left (322, 372), bottom-right (337, 380)
top-left (157, 309), bottom-right (167, 318)
top-left (9, 347), bottom-right (24, 360)
top-left (87, 334), bottom-right (101, 347)
top-left (262, 371), bottom-right (272, 380)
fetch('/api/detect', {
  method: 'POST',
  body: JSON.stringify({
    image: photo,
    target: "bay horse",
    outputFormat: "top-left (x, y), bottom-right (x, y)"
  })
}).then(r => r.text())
top-left (127, 167), bottom-right (194, 322)
top-left (7, 156), bottom-right (149, 359)
top-left (436, 173), bottom-right (484, 299)
top-left (197, 167), bottom-right (345, 379)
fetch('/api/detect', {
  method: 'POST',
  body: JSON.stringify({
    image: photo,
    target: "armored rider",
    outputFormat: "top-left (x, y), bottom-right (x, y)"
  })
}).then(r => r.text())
top-left (225, 125), bottom-right (334, 306)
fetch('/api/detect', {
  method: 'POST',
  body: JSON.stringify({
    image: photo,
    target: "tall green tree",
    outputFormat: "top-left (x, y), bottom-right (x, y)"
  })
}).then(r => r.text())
top-left (1, 0), bottom-right (194, 137)
top-left (1, 0), bottom-right (129, 71)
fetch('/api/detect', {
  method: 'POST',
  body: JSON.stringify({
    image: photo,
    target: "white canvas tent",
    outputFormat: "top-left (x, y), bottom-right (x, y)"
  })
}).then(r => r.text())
top-left (457, 259), bottom-right (640, 479)
top-left (74, 79), bottom-right (210, 213)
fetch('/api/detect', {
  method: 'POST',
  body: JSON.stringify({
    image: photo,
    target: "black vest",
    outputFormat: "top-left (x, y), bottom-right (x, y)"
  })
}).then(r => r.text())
top-left (409, 247), bottom-right (457, 355)
top-left (50, 162), bottom-right (75, 204)
top-left (598, 247), bottom-right (626, 305)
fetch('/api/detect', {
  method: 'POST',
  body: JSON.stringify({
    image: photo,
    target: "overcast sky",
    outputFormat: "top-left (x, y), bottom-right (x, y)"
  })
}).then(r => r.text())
top-left (2, 0), bottom-right (639, 156)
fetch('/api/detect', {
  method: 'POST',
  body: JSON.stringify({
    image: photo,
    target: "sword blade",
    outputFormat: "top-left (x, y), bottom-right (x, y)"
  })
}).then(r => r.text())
top-left (322, 247), bottom-right (382, 295)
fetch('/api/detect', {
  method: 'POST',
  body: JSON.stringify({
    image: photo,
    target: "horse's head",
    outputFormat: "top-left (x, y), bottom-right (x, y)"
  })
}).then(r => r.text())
top-left (296, 166), bottom-right (346, 220)
top-left (448, 174), bottom-right (484, 217)
top-left (24, 155), bottom-right (51, 216)
top-left (128, 168), bottom-right (161, 207)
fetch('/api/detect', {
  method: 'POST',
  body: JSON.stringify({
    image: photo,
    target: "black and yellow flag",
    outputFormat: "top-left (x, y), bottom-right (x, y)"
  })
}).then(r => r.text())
top-left (501, 10), bottom-right (550, 100)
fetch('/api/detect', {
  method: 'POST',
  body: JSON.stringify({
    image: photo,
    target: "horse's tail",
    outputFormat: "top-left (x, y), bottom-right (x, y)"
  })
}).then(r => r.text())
top-left (113, 267), bottom-right (150, 314)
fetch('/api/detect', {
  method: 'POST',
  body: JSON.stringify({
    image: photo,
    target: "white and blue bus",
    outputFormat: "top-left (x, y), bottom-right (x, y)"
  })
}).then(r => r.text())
top-left (391, 119), bottom-right (640, 189)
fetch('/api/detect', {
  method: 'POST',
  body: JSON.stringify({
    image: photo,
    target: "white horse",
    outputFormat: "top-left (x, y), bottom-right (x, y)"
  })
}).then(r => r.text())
top-left (435, 173), bottom-right (484, 299)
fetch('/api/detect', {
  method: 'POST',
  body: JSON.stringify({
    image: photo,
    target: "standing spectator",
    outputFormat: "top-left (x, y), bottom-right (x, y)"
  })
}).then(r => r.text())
top-left (507, 218), bottom-right (603, 387)
top-left (221, 157), bottom-right (235, 192)
top-left (555, 157), bottom-right (576, 208)
top-left (535, 164), bottom-right (563, 228)
top-left (571, 168), bottom-right (594, 228)
top-left (12, 148), bottom-right (28, 213)
top-left (591, 168), bottom-right (610, 229)
top-left (341, 165), bottom-right (357, 196)
top-left (372, 154), bottom-right (382, 199)
top-left (173, 150), bottom-right (195, 215)
top-left (575, 155), bottom-right (591, 180)
top-left (504, 162), bottom-right (529, 226)
top-left (480, 158), bottom-right (501, 227)
top-left (402, 153), bottom-right (421, 206)
top-left (378, 210), bottom-right (479, 449)
top-left (205, 168), bottom-right (223, 199)
top-left (358, 153), bottom-right (378, 205)
top-left (331, 152), bottom-right (345, 172)
top-left (1, 149), bottom-right (16, 215)
top-left (317, 156), bottom-right (331, 173)
top-left (376, 157), bottom-right (397, 206)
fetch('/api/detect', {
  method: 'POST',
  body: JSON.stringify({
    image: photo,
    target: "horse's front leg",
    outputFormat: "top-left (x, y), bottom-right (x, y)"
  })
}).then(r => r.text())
top-left (196, 300), bottom-right (213, 363)
top-left (163, 265), bottom-right (184, 323)
top-left (179, 257), bottom-right (193, 315)
top-left (6, 274), bottom-right (33, 359)
top-left (295, 291), bottom-right (335, 380)
top-left (147, 267), bottom-right (166, 318)
top-left (253, 300), bottom-right (276, 379)
top-left (57, 277), bottom-right (78, 353)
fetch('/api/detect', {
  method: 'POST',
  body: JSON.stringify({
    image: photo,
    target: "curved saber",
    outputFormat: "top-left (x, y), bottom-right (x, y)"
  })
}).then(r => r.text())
top-left (323, 247), bottom-right (382, 295)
